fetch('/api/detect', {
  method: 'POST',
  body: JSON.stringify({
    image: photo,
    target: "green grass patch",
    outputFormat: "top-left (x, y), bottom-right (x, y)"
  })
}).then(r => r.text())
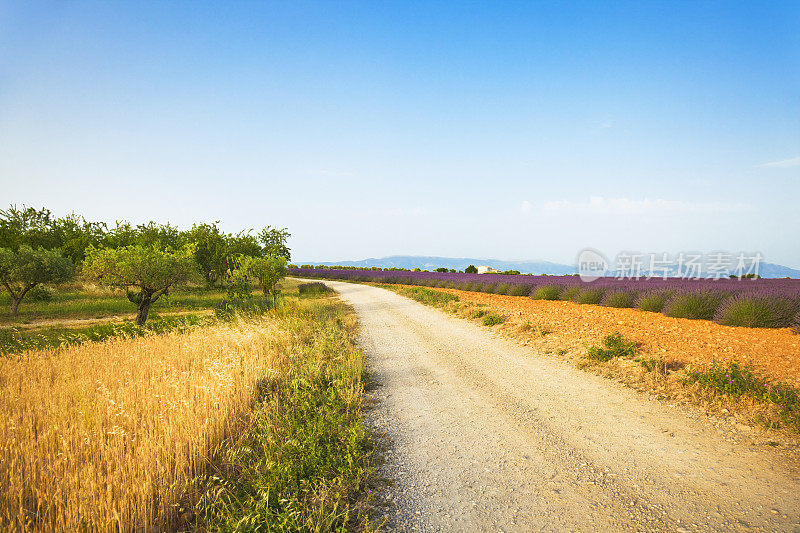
top-left (685, 362), bottom-right (800, 431)
top-left (482, 313), bottom-right (506, 326)
top-left (0, 314), bottom-right (210, 355)
top-left (197, 297), bottom-right (375, 530)
top-left (0, 285), bottom-right (228, 324)
top-left (472, 309), bottom-right (488, 318)
top-left (398, 286), bottom-right (459, 307)
top-left (586, 332), bottom-right (638, 361)
top-left (298, 282), bottom-right (334, 298)
top-left (531, 285), bottom-right (562, 301)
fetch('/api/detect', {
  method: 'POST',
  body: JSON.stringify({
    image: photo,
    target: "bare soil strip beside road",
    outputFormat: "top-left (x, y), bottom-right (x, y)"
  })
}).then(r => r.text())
top-left (322, 281), bottom-right (800, 532)
top-left (433, 287), bottom-right (800, 388)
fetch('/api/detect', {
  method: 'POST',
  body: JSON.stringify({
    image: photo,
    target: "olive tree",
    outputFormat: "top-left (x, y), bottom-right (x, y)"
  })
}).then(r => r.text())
top-left (258, 226), bottom-right (291, 261)
top-left (0, 246), bottom-right (75, 315)
top-left (242, 255), bottom-right (287, 307)
top-left (83, 245), bottom-right (198, 325)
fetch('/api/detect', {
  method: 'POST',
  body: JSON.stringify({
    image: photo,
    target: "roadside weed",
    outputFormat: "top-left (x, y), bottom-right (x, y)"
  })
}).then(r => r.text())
top-left (586, 332), bottom-right (638, 361)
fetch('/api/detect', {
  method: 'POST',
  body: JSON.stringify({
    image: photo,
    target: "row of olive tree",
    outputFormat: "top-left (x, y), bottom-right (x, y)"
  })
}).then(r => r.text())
top-left (0, 205), bottom-right (290, 284)
top-left (0, 206), bottom-right (290, 324)
top-left (82, 246), bottom-right (287, 325)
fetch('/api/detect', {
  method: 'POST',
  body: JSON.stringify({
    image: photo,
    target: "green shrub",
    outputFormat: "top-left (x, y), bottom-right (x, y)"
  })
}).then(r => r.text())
top-left (298, 282), bottom-right (333, 298)
top-left (482, 313), bottom-right (506, 326)
top-left (713, 294), bottom-right (800, 329)
top-left (560, 286), bottom-right (581, 302)
top-left (686, 362), bottom-right (800, 431)
top-left (531, 285), bottom-right (562, 300)
top-left (27, 285), bottom-right (54, 302)
top-left (600, 290), bottom-right (636, 308)
top-left (494, 283), bottom-right (510, 295)
top-left (399, 286), bottom-right (459, 307)
top-left (663, 291), bottom-right (727, 321)
top-left (472, 309), bottom-right (488, 318)
top-left (576, 288), bottom-right (606, 305)
top-left (479, 283), bottom-right (496, 293)
top-left (508, 285), bottom-right (532, 297)
top-left (635, 290), bottom-right (674, 313)
top-left (686, 362), bottom-right (766, 396)
top-left (586, 332), bottom-right (637, 361)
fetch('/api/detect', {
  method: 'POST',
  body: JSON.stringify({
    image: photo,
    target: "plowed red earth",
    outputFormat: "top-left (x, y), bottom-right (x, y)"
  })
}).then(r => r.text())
top-left (425, 286), bottom-right (800, 388)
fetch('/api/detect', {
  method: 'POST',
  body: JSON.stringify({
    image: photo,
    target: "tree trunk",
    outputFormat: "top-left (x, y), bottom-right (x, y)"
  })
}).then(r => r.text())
top-left (136, 295), bottom-right (153, 326)
top-left (10, 285), bottom-right (33, 316)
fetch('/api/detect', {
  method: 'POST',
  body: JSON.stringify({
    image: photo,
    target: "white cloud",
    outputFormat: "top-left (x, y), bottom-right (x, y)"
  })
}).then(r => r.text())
top-left (520, 200), bottom-right (533, 213)
top-left (757, 156), bottom-right (800, 168)
top-left (542, 196), bottom-right (752, 215)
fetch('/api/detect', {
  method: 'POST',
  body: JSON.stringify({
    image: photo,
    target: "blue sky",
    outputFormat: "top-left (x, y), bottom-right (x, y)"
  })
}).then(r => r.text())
top-left (1, 1), bottom-right (798, 266)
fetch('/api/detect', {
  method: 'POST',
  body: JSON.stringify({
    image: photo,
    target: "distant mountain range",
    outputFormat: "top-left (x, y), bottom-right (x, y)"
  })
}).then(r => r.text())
top-left (298, 255), bottom-right (800, 279)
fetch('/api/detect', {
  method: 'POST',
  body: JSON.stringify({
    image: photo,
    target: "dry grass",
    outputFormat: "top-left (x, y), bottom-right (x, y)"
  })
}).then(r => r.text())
top-left (0, 319), bottom-right (281, 531)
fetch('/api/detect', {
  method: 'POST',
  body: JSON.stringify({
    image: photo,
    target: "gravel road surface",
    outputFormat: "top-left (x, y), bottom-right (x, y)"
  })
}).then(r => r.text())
top-left (324, 281), bottom-right (800, 532)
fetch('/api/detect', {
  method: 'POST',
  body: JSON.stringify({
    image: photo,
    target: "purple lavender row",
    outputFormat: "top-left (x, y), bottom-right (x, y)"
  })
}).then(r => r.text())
top-left (290, 268), bottom-right (800, 330)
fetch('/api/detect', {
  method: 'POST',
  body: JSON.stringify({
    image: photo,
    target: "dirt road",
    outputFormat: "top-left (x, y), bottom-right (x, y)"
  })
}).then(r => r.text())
top-left (322, 281), bottom-right (800, 532)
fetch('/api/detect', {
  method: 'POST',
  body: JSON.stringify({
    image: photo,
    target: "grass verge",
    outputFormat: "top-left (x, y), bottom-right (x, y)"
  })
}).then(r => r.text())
top-left (197, 294), bottom-right (375, 531)
top-left (684, 362), bottom-right (800, 432)
top-left (397, 286), bottom-right (459, 306)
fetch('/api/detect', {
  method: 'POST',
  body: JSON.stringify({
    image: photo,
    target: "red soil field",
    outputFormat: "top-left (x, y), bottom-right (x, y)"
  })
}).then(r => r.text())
top-left (430, 287), bottom-right (800, 388)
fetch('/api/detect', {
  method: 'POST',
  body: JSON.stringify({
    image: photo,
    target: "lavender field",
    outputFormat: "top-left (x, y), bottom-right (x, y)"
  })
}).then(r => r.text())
top-left (290, 268), bottom-right (800, 331)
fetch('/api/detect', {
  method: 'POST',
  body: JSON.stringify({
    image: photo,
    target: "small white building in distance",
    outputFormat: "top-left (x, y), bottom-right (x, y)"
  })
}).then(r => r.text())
top-left (477, 265), bottom-right (500, 274)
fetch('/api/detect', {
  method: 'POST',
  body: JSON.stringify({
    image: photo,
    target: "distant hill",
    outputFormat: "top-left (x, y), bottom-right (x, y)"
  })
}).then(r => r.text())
top-left (759, 262), bottom-right (800, 278)
top-left (300, 256), bottom-right (579, 275)
top-left (297, 255), bottom-right (800, 278)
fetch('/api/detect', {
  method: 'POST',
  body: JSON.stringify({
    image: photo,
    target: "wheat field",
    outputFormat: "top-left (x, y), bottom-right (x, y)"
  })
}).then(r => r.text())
top-left (0, 319), bottom-right (284, 531)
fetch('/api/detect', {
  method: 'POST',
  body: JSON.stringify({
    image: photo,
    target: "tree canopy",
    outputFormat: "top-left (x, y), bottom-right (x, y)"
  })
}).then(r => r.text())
top-left (1, 205), bottom-right (292, 286)
top-left (259, 226), bottom-right (291, 260)
top-left (243, 255), bottom-right (288, 306)
top-left (0, 246), bottom-right (75, 314)
top-left (83, 245), bottom-right (198, 325)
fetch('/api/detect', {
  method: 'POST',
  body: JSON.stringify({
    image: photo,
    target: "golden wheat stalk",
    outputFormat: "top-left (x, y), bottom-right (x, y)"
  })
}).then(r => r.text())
top-left (0, 319), bottom-right (283, 531)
